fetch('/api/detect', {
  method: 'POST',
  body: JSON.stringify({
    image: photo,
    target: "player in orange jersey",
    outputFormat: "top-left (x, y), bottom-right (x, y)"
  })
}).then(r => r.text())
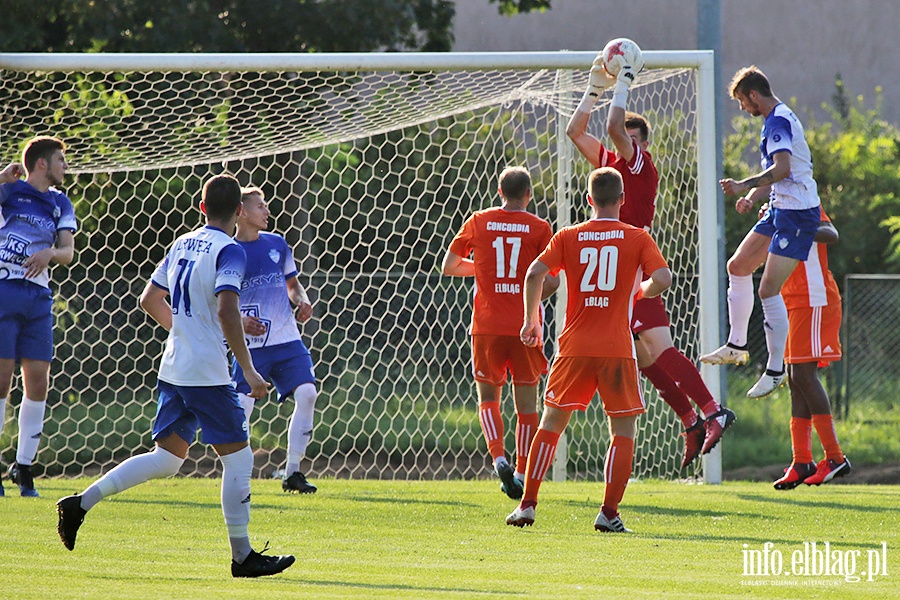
top-left (442, 166), bottom-right (555, 500)
top-left (763, 205), bottom-right (851, 489)
top-left (566, 52), bottom-right (734, 469)
top-left (506, 167), bottom-right (672, 532)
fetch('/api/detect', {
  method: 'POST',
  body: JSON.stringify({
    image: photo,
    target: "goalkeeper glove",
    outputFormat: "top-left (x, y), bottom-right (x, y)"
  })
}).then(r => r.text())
top-left (616, 65), bottom-right (637, 88)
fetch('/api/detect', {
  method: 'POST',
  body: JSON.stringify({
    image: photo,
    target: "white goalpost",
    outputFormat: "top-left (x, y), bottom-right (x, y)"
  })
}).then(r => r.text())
top-left (0, 51), bottom-right (722, 483)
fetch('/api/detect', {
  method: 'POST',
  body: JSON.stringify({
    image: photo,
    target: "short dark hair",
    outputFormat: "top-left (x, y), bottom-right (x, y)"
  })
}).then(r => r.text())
top-left (589, 167), bottom-right (624, 207)
top-left (240, 185), bottom-right (265, 203)
top-left (624, 112), bottom-right (650, 143)
top-left (22, 136), bottom-right (65, 172)
top-left (498, 166), bottom-right (531, 202)
top-left (729, 65), bottom-right (773, 99)
top-left (202, 174), bottom-right (242, 221)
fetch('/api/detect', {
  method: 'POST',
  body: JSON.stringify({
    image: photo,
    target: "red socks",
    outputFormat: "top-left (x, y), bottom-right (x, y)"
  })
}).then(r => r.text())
top-left (790, 417), bottom-right (813, 464)
top-left (602, 436), bottom-right (635, 515)
top-left (639, 362), bottom-right (696, 427)
top-left (522, 429), bottom-right (561, 505)
top-left (655, 347), bottom-right (720, 417)
top-left (811, 414), bottom-right (844, 462)
top-left (478, 401), bottom-right (505, 461)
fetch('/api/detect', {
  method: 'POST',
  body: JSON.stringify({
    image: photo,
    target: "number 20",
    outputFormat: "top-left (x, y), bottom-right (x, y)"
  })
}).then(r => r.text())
top-left (580, 246), bottom-right (618, 292)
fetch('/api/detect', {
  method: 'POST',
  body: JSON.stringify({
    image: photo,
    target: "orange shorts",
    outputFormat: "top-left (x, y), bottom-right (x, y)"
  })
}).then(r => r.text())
top-left (786, 302), bottom-right (842, 364)
top-left (471, 334), bottom-right (548, 387)
top-left (543, 355), bottom-right (646, 416)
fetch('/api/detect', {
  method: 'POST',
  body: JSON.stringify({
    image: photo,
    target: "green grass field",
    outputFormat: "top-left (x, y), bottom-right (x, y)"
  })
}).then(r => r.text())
top-left (2, 478), bottom-right (897, 599)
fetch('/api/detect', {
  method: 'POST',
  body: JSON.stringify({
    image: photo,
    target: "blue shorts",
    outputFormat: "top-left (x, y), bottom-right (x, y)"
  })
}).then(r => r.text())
top-left (0, 279), bottom-right (53, 362)
top-left (152, 380), bottom-right (249, 445)
top-left (752, 206), bottom-right (820, 260)
top-left (232, 340), bottom-right (316, 403)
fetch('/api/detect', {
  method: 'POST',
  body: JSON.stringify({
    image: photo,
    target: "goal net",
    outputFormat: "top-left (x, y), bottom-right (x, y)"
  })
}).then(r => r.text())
top-left (0, 52), bottom-right (720, 482)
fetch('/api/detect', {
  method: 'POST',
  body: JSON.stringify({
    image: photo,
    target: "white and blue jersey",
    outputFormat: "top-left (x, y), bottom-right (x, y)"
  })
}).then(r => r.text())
top-left (150, 225), bottom-right (246, 386)
top-left (235, 233), bottom-right (302, 349)
top-left (232, 233), bottom-right (316, 400)
top-left (759, 103), bottom-right (821, 210)
top-left (0, 180), bottom-right (77, 288)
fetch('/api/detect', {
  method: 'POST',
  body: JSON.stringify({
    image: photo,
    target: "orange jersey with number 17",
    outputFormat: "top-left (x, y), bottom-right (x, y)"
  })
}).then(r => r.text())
top-left (537, 218), bottom-right (668, 358)
top-left (449, 207), bottom-right (553, 336)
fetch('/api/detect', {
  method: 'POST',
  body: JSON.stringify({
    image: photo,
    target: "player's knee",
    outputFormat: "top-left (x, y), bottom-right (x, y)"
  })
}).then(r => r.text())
top-left (292, 383), bottom-right (317, 410)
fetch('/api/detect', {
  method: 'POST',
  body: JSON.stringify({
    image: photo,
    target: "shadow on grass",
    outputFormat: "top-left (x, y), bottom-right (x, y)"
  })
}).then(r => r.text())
top-left (556, 498), bottom-right (770, 520)
top-left (338, 494), bottom-right (481, 508)
top-left (295, 579), bottom-right (524, 596)
top-left (733, 492), bottom-right (897, 513)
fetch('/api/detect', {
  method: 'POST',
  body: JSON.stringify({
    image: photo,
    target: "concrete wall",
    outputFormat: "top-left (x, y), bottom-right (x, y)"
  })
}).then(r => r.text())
top-left (453, 0), bottom-right (899, 126)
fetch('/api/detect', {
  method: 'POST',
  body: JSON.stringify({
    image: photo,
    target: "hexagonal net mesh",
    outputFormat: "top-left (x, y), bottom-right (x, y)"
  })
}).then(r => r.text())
top-left (0, 53), bottom-right (711, 481)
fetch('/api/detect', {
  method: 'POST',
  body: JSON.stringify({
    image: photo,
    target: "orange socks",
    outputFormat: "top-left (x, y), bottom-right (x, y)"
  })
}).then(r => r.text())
top-left (515, 412), bottom-right (539, 474)
top-left (790, 417), bottom-right (813, 464)
top-left (522, 429), bottom-right (561, 506)
top-left (602, 436), bottom-right (635, 516)
top-left (811, 414), bottom-right (844, 462)
top-left (478, 401), bottom-right (505, 461)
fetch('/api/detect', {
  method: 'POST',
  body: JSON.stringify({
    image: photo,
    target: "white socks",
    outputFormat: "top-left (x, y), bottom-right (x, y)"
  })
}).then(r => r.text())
top-left (726, 274), bottom-right (754, 347)
top-left (16, 397), bottom-right (46, 465)
top-left (285, 384), bottom-right (316, 475)
top-left (761, 294), bottom-right (789, 373)
top-left (80, 446), bottom-right (184, 511)
top-left (220, 445), bottom-right (253, 563)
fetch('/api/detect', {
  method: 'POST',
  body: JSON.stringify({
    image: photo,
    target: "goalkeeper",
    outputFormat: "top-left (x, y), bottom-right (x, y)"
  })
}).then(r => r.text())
top-left (566, 54), bottom-right (735, 469)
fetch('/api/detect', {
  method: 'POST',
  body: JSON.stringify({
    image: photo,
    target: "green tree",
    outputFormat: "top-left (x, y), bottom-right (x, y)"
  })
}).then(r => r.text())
top-left (722, 78), bottom-right (900, 284)
top-left (1, 0), bottom-right (551, 53)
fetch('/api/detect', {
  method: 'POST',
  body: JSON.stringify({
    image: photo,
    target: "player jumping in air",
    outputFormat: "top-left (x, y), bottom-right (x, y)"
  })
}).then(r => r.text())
top-left (701, 66), bottom-right (824, 399)
top-left (566, 51), bottom-right (734, 468)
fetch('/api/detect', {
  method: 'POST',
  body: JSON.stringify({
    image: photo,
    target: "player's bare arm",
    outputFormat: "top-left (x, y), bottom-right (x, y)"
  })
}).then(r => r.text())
top-left (139, 281), bottom-right (173, 331)
top-left (0, 162), bottom-right (24, 183)
top-left (721, 151), bottom-right (791, 199)
top-left (521, 259), bottom-right (549, 347)
top-left (23, 230), bottom-right (75, 278)
top-left (640, 267), bottom-right (673, 299)
top-left (541, 273), bottom-right (560, 300)
top-left (606, 104), bottom-right (635, 163)
top-left (566, 110), bottom-right (603, 167)
top-left (441, 249), bottom-right (475, 277)
top-left (567, 52), bottom-right (616, 167)
top-left (241, 315), bottom-right (268, 336)
top-left (219, 290), bottom-right (269, 399)
top-left (286, 276), bottom-right (313, 323)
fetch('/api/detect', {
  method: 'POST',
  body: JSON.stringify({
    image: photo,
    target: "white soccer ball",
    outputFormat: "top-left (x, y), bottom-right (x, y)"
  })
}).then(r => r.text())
top-left (601, 38), bottom-right (644, 77)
